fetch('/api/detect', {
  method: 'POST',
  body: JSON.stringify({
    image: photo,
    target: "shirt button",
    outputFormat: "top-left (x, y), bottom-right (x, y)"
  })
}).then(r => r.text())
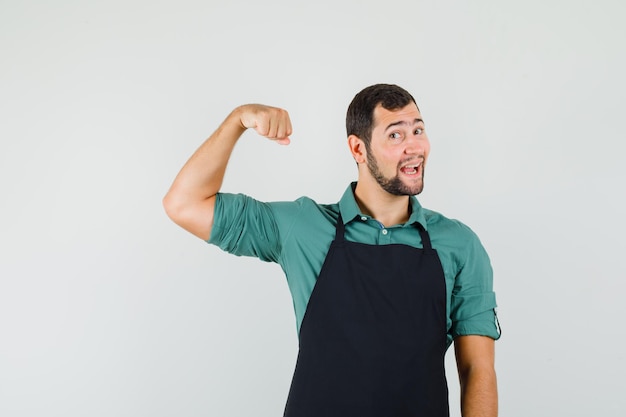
top-left (361, 216), bottom-right (367, 221)
top-left (381, 229), bottom-right (388, 235)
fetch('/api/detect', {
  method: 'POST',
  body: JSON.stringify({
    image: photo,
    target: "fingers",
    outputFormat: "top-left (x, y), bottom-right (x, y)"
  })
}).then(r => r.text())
top-left (239, 104), bottom-right (292, 143)
top-left (257, 107), bottom-right (292, 141)
top-left (274, 137), bottom-right (291, 146)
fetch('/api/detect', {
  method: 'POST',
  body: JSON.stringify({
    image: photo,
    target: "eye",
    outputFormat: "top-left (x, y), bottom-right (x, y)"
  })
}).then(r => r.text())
top-left (414, 127), bottom-right (424, 135)
top-left (389, 132), bottom-right (402, 140)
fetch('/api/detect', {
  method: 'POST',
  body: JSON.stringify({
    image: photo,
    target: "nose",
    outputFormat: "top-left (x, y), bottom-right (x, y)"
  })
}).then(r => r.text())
top-left (404, 135), bottom-right (426, 156)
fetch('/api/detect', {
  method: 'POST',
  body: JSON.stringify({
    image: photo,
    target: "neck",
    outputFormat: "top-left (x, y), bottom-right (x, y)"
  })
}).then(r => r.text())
top-left (353, 179), bottom-right (411, 227)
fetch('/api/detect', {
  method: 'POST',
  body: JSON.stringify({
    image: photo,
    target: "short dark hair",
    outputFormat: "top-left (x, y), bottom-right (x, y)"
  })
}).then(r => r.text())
top-left (346, 84), bottom-right (417, 148)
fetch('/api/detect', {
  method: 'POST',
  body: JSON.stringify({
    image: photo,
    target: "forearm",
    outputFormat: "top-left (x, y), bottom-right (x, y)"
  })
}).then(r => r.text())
top-left (163, 108), bottom-right (246, 239)
top-left (459, 366), bottom-right (498, 417)
top-left (165, 110), bottom-right (244, 208)
top-left (455, 335), bottom-right (498, 417)
top-left (163, 104), bottom-right (292, 239)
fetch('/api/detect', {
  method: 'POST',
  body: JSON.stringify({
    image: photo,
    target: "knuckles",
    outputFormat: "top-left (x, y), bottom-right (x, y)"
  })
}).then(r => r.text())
top-left (244, 104), bottom-right (291, 138)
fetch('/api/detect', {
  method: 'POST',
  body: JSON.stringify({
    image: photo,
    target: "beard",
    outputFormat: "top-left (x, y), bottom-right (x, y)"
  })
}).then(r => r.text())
top-left (366, 150), bottom-right (425, 196)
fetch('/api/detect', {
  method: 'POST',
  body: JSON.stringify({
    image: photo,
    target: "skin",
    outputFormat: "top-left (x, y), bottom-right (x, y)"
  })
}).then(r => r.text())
top-left (163, 102), bottom-right (497, 416)
top-left (456, 335), bottom-right (498, 417)
top-left (348, 103), bottom-right (430, 227)
top-left (163, 104), bottom-right (292, 240)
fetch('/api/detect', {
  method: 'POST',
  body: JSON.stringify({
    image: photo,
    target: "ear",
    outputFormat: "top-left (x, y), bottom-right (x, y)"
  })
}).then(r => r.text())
top-left (347, 134), bottom-right (367, 164)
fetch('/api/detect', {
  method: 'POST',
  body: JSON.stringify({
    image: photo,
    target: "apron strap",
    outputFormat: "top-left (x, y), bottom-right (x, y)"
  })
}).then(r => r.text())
top-left (335, 213), bottom-right (346, 241)
top-left (416, 223), bottom-right (432, 250)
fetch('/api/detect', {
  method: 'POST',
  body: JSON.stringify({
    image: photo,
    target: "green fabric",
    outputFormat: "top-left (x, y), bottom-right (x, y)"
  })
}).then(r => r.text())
top-left (208, 183), bottom-right (500, 347)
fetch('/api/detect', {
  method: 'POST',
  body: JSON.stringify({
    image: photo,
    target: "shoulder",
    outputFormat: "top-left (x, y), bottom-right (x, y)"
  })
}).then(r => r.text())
top-left (267, 196), bottom-right (340, 265)
top-left (421, 207), bottom-right (489, 264)
top-left (271, 195), bottom-right (339, 216)
top-left (422, 208), bottom-right (479, 240)
top-left (271, 196), bottom-right (339, 235)
top-left (215, 193), bottom-right (331, 212)
top-left (215, 192), bottom-right (339, 231)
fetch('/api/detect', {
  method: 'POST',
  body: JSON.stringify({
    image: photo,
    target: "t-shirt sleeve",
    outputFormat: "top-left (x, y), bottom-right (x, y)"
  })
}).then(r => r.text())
top-left (207, 193), bottom-right (286, 263)
top-left (449, 224), bottom-right (501, 340)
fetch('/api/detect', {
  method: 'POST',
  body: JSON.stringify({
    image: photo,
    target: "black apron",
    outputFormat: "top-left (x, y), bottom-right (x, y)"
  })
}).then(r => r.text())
top-left (283, 214), bottom-right (449, 417)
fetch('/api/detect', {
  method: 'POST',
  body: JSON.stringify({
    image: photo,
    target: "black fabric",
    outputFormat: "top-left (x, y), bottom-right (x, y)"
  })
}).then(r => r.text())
top-left (284, 214), bottom-right (449, 417)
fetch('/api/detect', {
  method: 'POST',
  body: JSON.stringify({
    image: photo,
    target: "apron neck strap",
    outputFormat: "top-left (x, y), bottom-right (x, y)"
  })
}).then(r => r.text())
top-left (335, 213), bottom-right (346, 241)
top-left (416, 223), bottom-right (432, 250)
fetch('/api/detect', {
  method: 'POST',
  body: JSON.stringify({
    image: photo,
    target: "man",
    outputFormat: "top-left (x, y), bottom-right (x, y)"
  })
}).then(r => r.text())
top-left (163, 84), bottom-right (500, 417)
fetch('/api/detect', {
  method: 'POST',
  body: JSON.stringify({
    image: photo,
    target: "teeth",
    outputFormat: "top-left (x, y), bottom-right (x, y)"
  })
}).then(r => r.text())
top-left (401, 160), bottom-right (423, 173)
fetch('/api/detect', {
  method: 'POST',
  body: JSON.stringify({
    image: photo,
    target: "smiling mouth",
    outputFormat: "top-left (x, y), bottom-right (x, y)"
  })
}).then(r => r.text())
top-left (399, 160), bottom-right (423, 175)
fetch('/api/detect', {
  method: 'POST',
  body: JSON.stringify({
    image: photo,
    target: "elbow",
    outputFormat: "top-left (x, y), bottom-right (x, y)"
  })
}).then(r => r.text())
top-left (162, 191), bottom-right (185, 225)
top-left (162, 190), bottom-right (215, 240)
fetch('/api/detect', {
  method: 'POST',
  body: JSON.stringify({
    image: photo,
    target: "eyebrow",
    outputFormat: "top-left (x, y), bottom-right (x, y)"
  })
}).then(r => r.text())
top-left (384, 118), bottom-right (424, 132)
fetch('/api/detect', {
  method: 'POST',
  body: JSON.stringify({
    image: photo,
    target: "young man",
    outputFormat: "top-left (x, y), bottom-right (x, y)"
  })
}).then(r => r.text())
top-left (163, 84), bottom-right (500, 417)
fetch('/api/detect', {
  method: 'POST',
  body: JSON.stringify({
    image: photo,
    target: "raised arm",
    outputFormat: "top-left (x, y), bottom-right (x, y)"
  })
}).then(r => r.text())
top-left (163, 104), bottom-right (292, 240)
top-left (455, 335), bottom-right (498, 417)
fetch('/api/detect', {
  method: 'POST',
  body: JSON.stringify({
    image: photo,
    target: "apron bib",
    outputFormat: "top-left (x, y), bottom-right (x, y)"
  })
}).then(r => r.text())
top-left (284, 214), bottom-right (449, 417)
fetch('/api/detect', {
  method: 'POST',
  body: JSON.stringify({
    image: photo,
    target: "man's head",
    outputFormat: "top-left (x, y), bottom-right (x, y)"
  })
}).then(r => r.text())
top-left (346, 84), bottom-right (418, 150)
top-left (346, 84), bottom-right (429, 197)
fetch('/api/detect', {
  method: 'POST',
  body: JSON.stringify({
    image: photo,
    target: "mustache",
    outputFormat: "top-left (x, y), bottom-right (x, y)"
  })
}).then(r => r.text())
top-left (398, 156), bottom-right (425, 167)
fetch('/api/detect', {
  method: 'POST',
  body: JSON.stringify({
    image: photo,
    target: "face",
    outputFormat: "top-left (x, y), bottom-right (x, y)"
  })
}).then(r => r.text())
top-left (365, 103), bottom-right (430, 196)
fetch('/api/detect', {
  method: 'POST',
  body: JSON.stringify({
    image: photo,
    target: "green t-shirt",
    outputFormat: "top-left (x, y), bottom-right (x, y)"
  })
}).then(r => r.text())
top-left (208, 183), bottom-right (500, 347)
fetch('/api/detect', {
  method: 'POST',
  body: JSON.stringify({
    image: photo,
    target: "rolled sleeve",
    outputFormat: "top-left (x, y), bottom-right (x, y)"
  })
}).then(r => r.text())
top-left (207, 193), bottom-right (281, 263)
top-left (449, 225), bottom-right (501, 340)
top-left (450, 296), bottom-right (500, 340)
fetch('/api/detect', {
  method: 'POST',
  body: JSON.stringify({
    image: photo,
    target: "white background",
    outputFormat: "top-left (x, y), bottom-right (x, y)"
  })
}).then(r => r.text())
top-left (1, 1), bottom-right (625, 416)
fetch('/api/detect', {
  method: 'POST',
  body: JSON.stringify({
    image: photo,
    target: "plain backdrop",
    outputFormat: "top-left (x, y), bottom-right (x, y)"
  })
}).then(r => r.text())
top-left (1, 1), bottom-right (625, 416)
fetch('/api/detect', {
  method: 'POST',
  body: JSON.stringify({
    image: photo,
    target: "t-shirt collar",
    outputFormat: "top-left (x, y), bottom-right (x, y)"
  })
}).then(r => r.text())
top-left (338, 182), bottom-right (428, 229)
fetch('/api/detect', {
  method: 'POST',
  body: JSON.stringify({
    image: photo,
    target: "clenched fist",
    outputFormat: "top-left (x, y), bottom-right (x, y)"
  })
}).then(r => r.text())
top-left (236, 104), bottom-right (293, 145)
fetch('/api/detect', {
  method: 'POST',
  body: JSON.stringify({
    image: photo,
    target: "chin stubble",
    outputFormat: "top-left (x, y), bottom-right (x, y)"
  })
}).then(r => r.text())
top-left (366, 152), bottom-right (424, 196)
